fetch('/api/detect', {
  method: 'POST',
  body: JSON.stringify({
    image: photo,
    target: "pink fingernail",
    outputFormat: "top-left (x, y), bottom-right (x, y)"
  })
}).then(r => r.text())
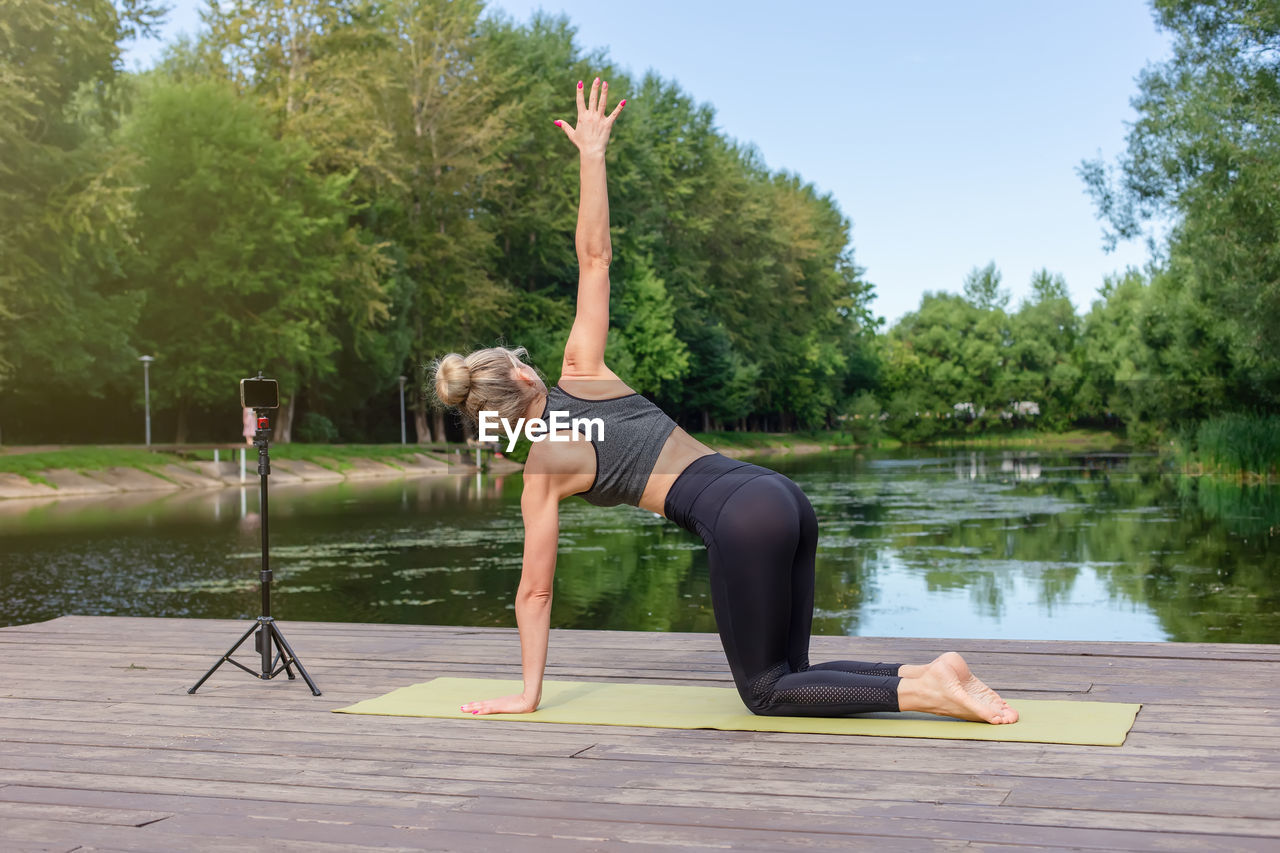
top-left (554, 120), bottom-right (562, 127)
top-left (577, 81), bottom-right (583, 89)
top-left (620, 100), bottom-right (626, 106)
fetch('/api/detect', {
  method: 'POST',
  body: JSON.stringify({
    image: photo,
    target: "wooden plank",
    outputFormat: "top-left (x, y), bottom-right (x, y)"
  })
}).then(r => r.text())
top-left (0, 801), bottom-right (172, 826)
top-left (6, 717), bottom-right (1278, 788)
top-left (139, 808), bottom-right (971, 852)
top-left (10, 616), bottom-right (1280, 660)
top-left (458, 795), bottom-right (1280, 851)
top-left (5, 697), bottom-right (1278, 769)
top-left (0, 741), bottom-right (1015, 808)
top-left (1, 749), bottom-right (1275, 842)
top-left (0, 815), bottom-right (605, 853)
top-left (13, 642), bottom-right (1239, 684)
top-left (1004, 776), bottom-right (1280, 819)
top-left (0, 785), bottom-right (970, 852)
top-left (0, 768), bottom-right (456, 810)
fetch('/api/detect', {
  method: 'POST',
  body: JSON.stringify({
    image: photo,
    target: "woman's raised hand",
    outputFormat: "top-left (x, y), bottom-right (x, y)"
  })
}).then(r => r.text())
top-left (555, 77), bottom-right (624, 158)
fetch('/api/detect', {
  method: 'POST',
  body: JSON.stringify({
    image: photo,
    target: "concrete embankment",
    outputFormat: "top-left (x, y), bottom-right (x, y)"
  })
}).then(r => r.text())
top-left (0, 452), bottom-right (523, 501)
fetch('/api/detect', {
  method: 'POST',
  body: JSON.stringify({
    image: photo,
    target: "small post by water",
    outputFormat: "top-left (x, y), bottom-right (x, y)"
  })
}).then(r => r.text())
top-left (214, 449), bottom-right (220, 464)
top-left (240, 448), bottom-right (246, 483)
top-left (138, 355), bottom-right (154, 446)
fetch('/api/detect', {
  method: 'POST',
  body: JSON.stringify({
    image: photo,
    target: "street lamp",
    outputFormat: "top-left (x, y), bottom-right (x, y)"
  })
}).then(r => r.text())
top-left (398, 375), bottom-right (408, 445)
top-left (138, 355), bottom-right (155, 446)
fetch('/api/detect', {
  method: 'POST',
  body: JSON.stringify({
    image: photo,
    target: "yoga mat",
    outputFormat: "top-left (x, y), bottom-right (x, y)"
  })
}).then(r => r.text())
top-left (335, 677), bottom-right (1141, 746)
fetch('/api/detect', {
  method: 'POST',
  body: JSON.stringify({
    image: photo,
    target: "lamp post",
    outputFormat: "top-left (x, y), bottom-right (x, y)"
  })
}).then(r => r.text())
top-left (138, 355), bottom-right (155, 446)
top-left (398, 375), bottom-right (408, 445)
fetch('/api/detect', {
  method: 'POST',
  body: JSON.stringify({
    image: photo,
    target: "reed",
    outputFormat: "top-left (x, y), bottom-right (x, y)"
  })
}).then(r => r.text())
top-left (1192, 413), bottom-right (1280, 479)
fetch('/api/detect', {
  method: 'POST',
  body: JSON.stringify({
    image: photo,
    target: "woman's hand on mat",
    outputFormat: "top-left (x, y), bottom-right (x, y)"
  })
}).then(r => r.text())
top-left (554, 76), bottom-right (624, 159)
top-left (460, 693), bottom-right (539, 715)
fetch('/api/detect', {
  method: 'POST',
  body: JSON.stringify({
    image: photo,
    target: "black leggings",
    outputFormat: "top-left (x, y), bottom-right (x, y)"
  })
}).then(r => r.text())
top-left (664, 453), bottom-right (902, 716)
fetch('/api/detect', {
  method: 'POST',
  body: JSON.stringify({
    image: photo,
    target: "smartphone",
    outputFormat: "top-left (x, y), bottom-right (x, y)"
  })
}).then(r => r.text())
top-left (240, 377), bottom-right (279, 409)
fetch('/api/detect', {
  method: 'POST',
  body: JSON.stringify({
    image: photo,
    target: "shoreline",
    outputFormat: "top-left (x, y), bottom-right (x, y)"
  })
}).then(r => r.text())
top-left (0, 448), bottom-right (523, 501)
top-left (0, 429), bottom-right (1147, 500)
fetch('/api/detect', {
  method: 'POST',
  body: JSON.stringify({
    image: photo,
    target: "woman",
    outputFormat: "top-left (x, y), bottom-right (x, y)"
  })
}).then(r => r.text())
top-left (434, 78), bottom-right (1018, 726)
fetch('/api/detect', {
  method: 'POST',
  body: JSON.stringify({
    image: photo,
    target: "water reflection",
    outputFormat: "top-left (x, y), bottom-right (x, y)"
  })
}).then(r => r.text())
top-left (0, 451), bottom-right (1276, 643)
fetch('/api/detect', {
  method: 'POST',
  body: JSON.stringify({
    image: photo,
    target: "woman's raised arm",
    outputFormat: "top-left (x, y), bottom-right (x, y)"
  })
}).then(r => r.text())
top-left (556, 77), bottom-right (625, 376)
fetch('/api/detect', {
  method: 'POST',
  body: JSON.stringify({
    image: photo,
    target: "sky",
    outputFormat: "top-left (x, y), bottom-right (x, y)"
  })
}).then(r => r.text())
top-left (121, 1), bottom-right (1172, 325)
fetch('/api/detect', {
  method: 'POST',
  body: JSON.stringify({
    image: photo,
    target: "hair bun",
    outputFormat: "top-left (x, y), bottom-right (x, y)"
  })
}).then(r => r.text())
top-left (433, 353), bottom-right (471, 407)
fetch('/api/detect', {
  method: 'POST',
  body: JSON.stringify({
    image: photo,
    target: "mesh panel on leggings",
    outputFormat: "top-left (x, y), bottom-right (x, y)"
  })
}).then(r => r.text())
top-left (749, 661), bottom-right (790, 706)
top-left (747, 660), bottom-right (898, 714)
top-left (771, 681), bottom-right (897, 709)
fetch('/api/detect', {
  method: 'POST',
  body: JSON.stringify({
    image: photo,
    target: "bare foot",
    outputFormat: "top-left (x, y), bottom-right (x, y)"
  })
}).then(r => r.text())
top-left (897, 652), bottom-right (1019, 724)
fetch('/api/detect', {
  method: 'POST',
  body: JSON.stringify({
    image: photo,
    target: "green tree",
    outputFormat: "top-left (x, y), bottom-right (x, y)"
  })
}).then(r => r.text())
top-left (0, 0), bottom-right (159, 398)
top-left (1004, 270), bottom-right (1080, 427)
top-left (119, 78), bottom-right (359, 441)
top-left (614, 256), bottom-right (689, 396)
top-left (201, 0), bottom-right (394, 438)
top-left (884, 292), bottom-right (1005, 432)
top-left (962, 262), bottom-right (1010, 312)
top-left (375, 0), bottom-right (513, 442)
top-left (1081, 0), bottom-right (1280, 412)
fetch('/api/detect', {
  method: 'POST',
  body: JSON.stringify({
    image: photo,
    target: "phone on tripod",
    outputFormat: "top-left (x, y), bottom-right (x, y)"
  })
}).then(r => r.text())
top-left (240, 376), bottom-right (279, 409)
top-left (188, 372), bottom-right (320, 696)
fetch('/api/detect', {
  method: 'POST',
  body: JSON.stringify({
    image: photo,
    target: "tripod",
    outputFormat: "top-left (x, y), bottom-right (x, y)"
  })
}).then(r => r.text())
top-left (189, 409), bottom-right (321, 696)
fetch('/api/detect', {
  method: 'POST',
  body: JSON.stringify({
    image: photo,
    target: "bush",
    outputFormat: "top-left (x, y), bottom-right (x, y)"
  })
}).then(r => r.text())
top-left (885, 391), bottom-right (948, 443)
top-left (296, 412), bottom-right (340, 443)
top-left (842, 391), bottom-right (883, 445)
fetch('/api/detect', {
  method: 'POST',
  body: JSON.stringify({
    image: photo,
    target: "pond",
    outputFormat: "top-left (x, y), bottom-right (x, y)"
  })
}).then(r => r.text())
top-left (1, 448), bottom-right (1276, 643)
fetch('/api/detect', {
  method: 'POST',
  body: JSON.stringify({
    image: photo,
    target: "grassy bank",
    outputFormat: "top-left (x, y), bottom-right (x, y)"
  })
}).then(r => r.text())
top-left (689, 430), bottom-right (859, 451)
top-left (925, 428), bottom-right (1128, 450)
top-left (0, 444), bottom-right (457, 484)
top-left (692, 427), bottom-right (1127, 453)
top-left (0, 448), bottom-right (191, 487)
top-left (0, 427), bottom-right (1139, 486)
top-left (182, 443), bottom-right (442, 473)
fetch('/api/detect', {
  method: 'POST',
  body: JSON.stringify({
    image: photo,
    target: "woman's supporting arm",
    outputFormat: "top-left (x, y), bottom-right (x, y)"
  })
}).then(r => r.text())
top-left (460, 473), bottom-right (559, 716)
top-left (513, 478), bottom-right (559, 706)
top-left (558, 77), bottom-right (625, 375)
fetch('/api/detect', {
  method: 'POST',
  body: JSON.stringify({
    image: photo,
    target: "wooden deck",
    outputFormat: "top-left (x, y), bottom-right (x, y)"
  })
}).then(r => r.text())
top-left (0, 616), bottom-right (1277, 851)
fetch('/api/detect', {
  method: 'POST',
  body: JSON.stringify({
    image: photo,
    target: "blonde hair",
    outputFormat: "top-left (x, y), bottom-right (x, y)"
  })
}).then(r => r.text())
top-left (431, 345), bottom-right (541, 423)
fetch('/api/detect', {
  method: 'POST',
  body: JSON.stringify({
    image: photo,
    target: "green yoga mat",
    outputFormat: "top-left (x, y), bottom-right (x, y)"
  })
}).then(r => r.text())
top-left (335, 677), bottom-right (1141, 746)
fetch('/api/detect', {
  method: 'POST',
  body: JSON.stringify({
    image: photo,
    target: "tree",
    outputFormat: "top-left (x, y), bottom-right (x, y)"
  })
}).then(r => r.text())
top-left (120, 78), bottom-right (360, 441)
top-left (1081, 0), bottom-right (1280, 410)
top-left (614, 256), bottom-right (689, 396)
top-left (885, 292), bottom-right (1008, 422)
top-left (963, 262), bottom-right (1009, 312)
top-left (1005, 270), bottom-right (1080, 427)
top-left (374, 0), bottom-right (513, 442)
top-left (0, 0), bottom-right (160, 398)
top-left (201, 0), bottom-right (393, 438)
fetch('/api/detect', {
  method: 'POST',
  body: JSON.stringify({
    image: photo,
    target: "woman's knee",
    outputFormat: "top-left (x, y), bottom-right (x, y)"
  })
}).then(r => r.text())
top-left (736, 661), bottom-right (787, 715)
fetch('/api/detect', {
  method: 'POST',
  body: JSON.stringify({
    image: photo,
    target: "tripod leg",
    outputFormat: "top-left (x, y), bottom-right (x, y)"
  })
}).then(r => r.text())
top-left (269, 622), bottom-right (321, 696)
top-left (271, 648), bottom-right (297, 680)
top-left (188, 621), bottom-right (259, 694)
